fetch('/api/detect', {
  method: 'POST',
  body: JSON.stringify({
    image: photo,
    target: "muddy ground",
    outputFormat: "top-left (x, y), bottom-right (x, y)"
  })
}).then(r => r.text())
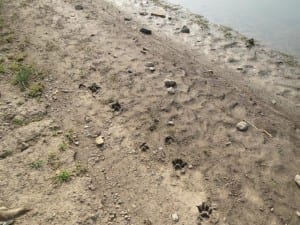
top-left (0, 0), bottom-right (299, 225)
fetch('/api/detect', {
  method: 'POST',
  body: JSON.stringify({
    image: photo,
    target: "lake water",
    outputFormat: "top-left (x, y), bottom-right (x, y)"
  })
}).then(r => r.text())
top-left (167, 0), bottom-right (300, 59)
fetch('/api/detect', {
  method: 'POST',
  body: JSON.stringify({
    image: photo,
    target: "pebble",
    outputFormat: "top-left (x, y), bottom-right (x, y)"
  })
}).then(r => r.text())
top-left (167, 120), bottom-right (175, 126)
top-left (181, 25), bottom-right (190, 33)
top-left (75, 5), bottom-right (84, 10)
top-left (167, 87), bottom-right (176, 95)
top-left (145, 62), bottom-right (155, 67)
top-left (164, 79), bottom-right (177, 88)
top-left (95, 136), bottom-right (104, 146)
top-left (295, 174), bottom-right (300, 187)
top-left (148, 67), bottom-right (156, 72)
top-left (124, 17), bottom-right (132, 21)
top-left (271, 99), bottom-right (277, 105)
top-left (140, 28), bottom-right (152, 35)
top-left (171, 213), bottom-right (179, 222)
top-left (236, 121), bottom-right (249, 132)
top-left (296, 211), bottom-right (300, 217)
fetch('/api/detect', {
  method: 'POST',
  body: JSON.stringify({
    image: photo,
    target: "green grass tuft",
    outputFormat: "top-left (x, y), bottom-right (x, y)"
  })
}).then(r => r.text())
top-left (56, 170), bottom-right (71, 183)
top-left (30, 160), bottom-right (43, 169)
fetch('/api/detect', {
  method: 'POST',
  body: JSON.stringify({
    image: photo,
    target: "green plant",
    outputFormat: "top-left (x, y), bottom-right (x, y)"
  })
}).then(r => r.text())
top-left (59, 141), bottom-right (67, 151)
top-left (30, 160), bottom-right (43, 169)
top-left (28, 83), bottom-right (43, 97)
top-left (13, 66), bottom-right (33, 91)
top-left (0, 64), bottom-right (5, 73)
top-left (65, 129), bottom-right (75, 144)
top-left (12, 118), bottom-right (24, 125)
top-left (56, 170), bottom-right (71, 183)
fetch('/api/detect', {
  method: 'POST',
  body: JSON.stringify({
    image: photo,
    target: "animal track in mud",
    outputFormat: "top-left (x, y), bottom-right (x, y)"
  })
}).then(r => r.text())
top-left (111, 101), bottom-right (122, 112)
top-left (165, 136), bottom-right (175, 145)
top-left (172, 158), bottom-right (187, 170)
top-left (140, 142), bottom-right (149, 152)
top-left (88, 83), bottom-right (101, 93)
top-left (197, 202), bottom-right (213, 222)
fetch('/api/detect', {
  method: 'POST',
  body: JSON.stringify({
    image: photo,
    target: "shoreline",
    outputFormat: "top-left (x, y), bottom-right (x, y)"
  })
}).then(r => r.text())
top-left (0, 0), bottom-right (299, 224)
top-left (108, 0), bottom-right (300, 110)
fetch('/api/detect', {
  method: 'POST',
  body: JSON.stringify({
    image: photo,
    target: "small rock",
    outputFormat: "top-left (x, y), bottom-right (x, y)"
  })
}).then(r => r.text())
top-left (145, 62), bottom-right (155, 67)
top-left (75, 5), bottom-right (84, 10)
top-left (151, 10), bottom-right (166, 18)
top-left (95, 136), bottom-right (104, 146)
top-left (167, 120), bottom-right (175, 126)
top-left (181, 25), bottom-right (190, 33)
top-left (171, 213), bottom-right (179, 222)
top-left (148, 67), bottom-right (156, 72)
top-left (271, 99), bottom-right (277, 105)
top-left (236, 121), bottom-right (248, 132)
top-left (139, 12), bottom-right (148, 16)
top-left (124, 17), bottom-right (132, 21)
top-left (295, 174), bottom-right (300, 187)
top-left (20, 142), bottom-right (29, 151)
top-left (1, 220), bottom-right (14, 225)
top-left (296, 211), bottom-right (300, 217)
top-left (140, 28), bottom-right (152, 35)
top-left (164, 79), bottom-right (177, 88)
top-left (167, 87), bottom-right (176, 95)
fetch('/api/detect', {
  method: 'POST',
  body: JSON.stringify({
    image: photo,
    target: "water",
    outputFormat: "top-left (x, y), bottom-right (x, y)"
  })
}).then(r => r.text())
top-left (167, 0), bottom-right (300, 59)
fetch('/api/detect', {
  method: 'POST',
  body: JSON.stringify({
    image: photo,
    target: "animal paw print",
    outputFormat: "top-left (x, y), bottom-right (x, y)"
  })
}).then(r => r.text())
top-left (197, 202), bottom-right (213, 222)
top-left (172, 158), bottom-right (187, 170)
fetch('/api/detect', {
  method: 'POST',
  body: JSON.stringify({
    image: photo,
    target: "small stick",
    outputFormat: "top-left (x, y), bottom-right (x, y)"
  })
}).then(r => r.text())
top-left (245, 120), bottom-right (273, 138)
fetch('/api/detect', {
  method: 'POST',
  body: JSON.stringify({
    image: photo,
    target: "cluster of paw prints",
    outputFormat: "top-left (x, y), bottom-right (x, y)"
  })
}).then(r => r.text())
top-left (172, 159), bottom-right (216, 224)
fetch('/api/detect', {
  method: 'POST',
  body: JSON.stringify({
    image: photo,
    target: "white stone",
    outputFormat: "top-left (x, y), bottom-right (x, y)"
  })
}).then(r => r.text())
top-left (95, 136), bottom-right (104, 146)
top-left (236, 121), bottom-right (248, 131)
top-left (167, 87), bottom-right (176, 95)
top-left (171, 213), bottom-right (179, 222)
top-left (295, 174), bottom-right (300, 187)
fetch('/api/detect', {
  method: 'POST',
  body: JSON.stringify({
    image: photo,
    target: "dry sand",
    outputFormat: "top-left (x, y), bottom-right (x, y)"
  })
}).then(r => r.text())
top-left (0, 0), bottom-right (299, 225)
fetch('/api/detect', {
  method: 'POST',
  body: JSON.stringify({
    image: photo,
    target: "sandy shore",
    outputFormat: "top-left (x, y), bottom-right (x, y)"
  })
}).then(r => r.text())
top-left (108, 0), bottom-right (300, 115)
top-left (0, 0), bottom-right (299, 224)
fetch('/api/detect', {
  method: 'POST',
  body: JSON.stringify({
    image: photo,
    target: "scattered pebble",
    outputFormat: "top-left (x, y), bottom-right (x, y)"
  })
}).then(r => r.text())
top-left (148, 67), bottom-right (156, 72)
top-left (167, 120), bottom-right (175, 126)
top-left (124, 17), bottom-right (132, 21)
top-left (145, 62), bottom-right (155, 67)
top-left (271, 99), bottom-right (277, 105)
top-left (140, 28), bottom-right (152, 35)
top-left (181, 25), bottom-right (190, 33)
top-left (171, 213), bottom-right (179, 222)
top-left (236, 121), bottom-right (249, 132)
top-left (296, 211), bottom-right (300, 217)
top-left (167, 87), bottom-right (176, 95)
top-left (164, 79), bottom-right (177, 88)
top-left (139, 12), bottom-right (148, 16)
top-left (75, 5), bottom-right (84, 10)
top-left (95, 136), bottom-right (104, 146)
top-left (295, 174), bottom-right (300, 187)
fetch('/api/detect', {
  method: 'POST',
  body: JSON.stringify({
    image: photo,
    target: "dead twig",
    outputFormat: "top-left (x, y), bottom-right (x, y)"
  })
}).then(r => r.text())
top-left (244, 120), bottom-right (273, 138)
